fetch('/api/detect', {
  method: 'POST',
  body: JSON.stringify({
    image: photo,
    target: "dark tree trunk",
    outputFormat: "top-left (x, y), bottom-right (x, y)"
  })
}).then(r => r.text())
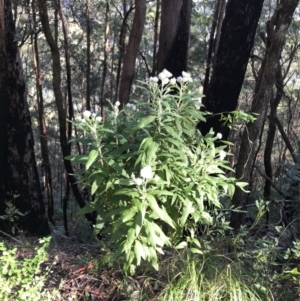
top-left (230, 0), bottom-right (299, 231)
top-left (157, 0), bottom-right (192, 77)
top-left (0, 0), bottom-right (49, 235)
top-left (86, 0), bottom-right (91, 111)
top-left (264, 65), bottom-right (283, 200)
top-left (100, 0), bottom-right (110, 121)
top-left (198, 0), bottom-right (264, 140)
top-left (151, 0), bottom-right (160, 76)
top-left (38, 0), bottom-right (95, 224)
top-left (32, 4), bottom-right (55, 224)
top-left (118, 0), bottom-right (147, 107)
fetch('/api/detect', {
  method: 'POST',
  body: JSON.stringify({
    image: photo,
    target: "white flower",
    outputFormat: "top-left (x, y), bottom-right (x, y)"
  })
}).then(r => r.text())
top-left (154, 175), bottom-right (160, 182)
top-left (182, 71), bottom-right (190, 78)
top-left (198, 98), bottom-right (202, 103)
top-left (162, 69), bottom-right (172, 78)
top-left (134, 178), bottom-right (143, 186)
top-left (83, 110), bottom-right (91, 118)
top-left (161, 77), bottom-right (169, 86)
top-left (216, 133), bottom-right (222, 139)
top-left (115, 101), bottom-right (121, 107)
top-left (126, 103), bottom-right (137, 110)
top-left (181, 71), bottom-right (193, 83)
top-left (219, 150), bottom-right (226, 160)
top-left (170, 77), bottom-right (176, 85)
top-left (140, 166), bottom-right (152, 180)
top-left (158, 72), bottom-right (167, 80)
top-left (95, 116), bottom-right (102, 123)
top-left (92, 112), bottom-right (96, 118)
top-left (176, 76), bottom-right (183, 83)
top-left (150, 76), bottom-right (159, 83)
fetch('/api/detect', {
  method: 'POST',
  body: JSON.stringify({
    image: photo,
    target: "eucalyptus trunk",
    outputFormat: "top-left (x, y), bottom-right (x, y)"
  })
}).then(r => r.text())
top-left (0, 0), bottom-right (49, 235)
top-left (231, 0), bottom-right (299, 230)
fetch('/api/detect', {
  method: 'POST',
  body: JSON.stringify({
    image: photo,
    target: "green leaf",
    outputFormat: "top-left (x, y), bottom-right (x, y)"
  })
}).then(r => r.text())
top-left (134, 240), bottom-right (145, 263)
top-left (137, 115), bottom-right (156, 129)
top-left (86, 150), bottom-right (98, 170)
top-left (77, 204), bottom-right (95, 215)
top-left (146, 194), bottom-right (175, 228)
top-left (176, 241), bottom-right (187, 249)
top-left (91, 181), bottom-right (98, 195)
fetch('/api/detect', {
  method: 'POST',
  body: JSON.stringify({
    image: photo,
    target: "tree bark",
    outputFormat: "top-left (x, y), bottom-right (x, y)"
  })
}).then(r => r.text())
top-left (37, 0), bottom-right (95, 224)
top-left (100, 0), bottom-right (110, 121)
top-left (32, 1), bottom-right (54, 224)
top-left (0, 0), bottom-right (49, 235)
top-left (157, 0), bottom-right (192, 77)
top-left (231, 0), bottom-right (299, 231)
top-left (86, 0), bottom-right (91, 110)
top-left (118, 0), bottom-right (147, 107)
top-left (198, 0), bottom-right (264, 140)
top-left (151, 0), bottom-right (160, 76)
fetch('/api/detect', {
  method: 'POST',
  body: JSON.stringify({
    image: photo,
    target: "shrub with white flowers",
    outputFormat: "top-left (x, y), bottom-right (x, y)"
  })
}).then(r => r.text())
top-left (67, 70), bottom-right (247, 274)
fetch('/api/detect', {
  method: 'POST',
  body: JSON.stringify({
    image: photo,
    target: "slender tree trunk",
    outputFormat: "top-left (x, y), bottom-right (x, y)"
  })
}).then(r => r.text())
top-left (264, 65), bottom-right (283, 199)
top-left (231, 0), bottom-right (299, 230)
top-left (32, 2), bottom-right (54, 224)
top-left (151, 0), bottom-right (160, 76)
top-left (86, 0), bottom-right (91, 110)
top-left (198, 0), bottom-right (264, 140)
top-left (157, 0), bottom-right (192, 77)
top-left (37, 0), bottom-right (95, 224)
top-left (100, 0), bottom-right (110, 121)
top-left (0, 0), bottom-right (49, 235)
top-left (203, 0), bottom-right (222, 96)
top-left (114, 2), bottom-right (132, 103)
top-left (118, 0), bottom-right (147, 107)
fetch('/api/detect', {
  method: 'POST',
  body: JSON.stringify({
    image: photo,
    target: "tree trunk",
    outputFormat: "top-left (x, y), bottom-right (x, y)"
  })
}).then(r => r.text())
top-left (231, 0), bottom-right (299, 231)
top-left (0, 0), bottom-right (49, 235)
top-left (100, 0), bottom-right (110, 121)
top-left (203, 0), bottom-right (223, 96)
top-left (198, 0), bottom-right (264, 140)
top-left (151, 0), bottom-right (160, 76)
top-left (86, 0), bottom-right (91, 111)
top-left (37, 0), bottom-right (95, 224)
top-left (263, 65), bottom-right (283, 200)
top-left (32, 1), bottom-right (54, 224)
top-left (118, 0), bottom-right (147, 107)
top-left (157, 0), bottom-right (192, 77)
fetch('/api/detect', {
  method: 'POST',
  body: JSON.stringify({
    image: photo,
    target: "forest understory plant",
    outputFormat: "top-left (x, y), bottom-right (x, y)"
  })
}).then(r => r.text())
top-left (67, 70), bottom-right (247, 274)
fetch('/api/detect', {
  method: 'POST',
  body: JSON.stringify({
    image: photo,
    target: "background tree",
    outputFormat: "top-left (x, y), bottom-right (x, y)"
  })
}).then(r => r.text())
top-left (198, 0), bottom-right (264, 140)
top-left (231, 0), bottom-right (299, 230)
top-left (157, 0), bottom-right (192, 77)
top-left (0, 0), bottom-right (49, 235)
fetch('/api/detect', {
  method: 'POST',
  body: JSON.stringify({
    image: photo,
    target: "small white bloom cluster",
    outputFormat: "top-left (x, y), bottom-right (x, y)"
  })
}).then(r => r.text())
top-left (82, 110), bottom-right (102, 123)
top-left (126, 103), bottom-right (137, 111)
top-left (131, 166), bottom-right (154, 186)
top-left (115, 101), bottom-right (121, 107)
top-left (149, 69), bottom-right (193, 86)
top-left (216, 133), bottom-right (222, 140)
top-left (177, 71), bottom-right (193, 83)
top-left (219, 150), bottom-right (226, 160)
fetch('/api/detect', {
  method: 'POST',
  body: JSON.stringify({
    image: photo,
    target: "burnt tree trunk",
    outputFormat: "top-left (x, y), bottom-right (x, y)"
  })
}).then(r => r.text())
top-left (32, 2), bottom-right (54, 224)
top-left (38, 0), bottom-right (95, 224)
top-left (0, 0), bottom-right (49, 235)
top-left (231, 0), bottom-right (299, 231)
top-left (157, 0), bottom-right (192, 77)
top-left (118, 0), bottom-right (147, 107)
top-left (198, 0), bottom-right (264, 140)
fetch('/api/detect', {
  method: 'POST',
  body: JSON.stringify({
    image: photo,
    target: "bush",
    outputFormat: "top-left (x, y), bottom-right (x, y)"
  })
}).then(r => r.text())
top-left (0, 237), bottom-right (54, 301)
top-left (67, 70), bottom-right (247, 274)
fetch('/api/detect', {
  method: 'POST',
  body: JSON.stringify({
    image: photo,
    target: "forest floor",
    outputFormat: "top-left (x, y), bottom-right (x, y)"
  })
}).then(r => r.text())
top-left (40, 219), bottom-right (164, 301)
